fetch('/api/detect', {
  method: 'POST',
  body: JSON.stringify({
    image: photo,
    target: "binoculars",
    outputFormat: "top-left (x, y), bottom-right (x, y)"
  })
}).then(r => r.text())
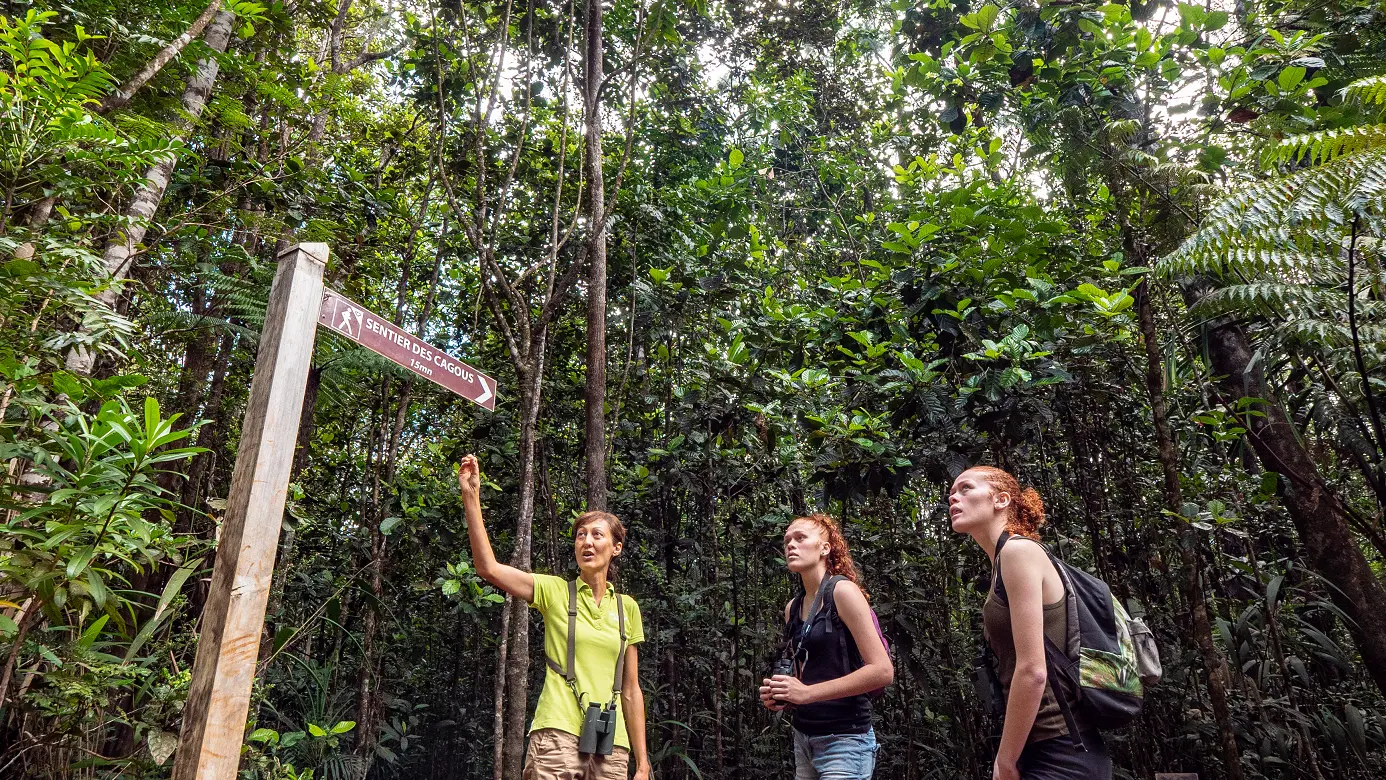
top-left (579, 701), bottom-right (618, 755)
top-left (770, 658), bottom-right (795, 702)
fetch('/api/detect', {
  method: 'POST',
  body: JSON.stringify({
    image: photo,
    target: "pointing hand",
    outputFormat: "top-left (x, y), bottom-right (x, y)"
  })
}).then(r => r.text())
top-left (458, 455), bottom-right (481, 497)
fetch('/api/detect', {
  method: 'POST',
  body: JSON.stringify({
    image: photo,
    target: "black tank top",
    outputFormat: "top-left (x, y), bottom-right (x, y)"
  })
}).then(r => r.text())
top-left (785, 584), bottom-right (873, 736)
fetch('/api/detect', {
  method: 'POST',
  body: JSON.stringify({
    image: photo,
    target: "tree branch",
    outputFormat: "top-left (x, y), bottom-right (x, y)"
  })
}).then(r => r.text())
top-left (98, 0), bottom-right (223, 114)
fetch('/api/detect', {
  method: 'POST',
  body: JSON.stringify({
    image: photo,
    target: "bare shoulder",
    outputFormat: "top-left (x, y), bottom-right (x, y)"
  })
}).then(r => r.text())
top-left (998, 537), bottom-right (1052, 573)
top-left (832, 578), bottom-right (865, 601)
top-left (831, 579), bottom-right (868, 611)
top-left (784, 600), bottom-right (793, 622)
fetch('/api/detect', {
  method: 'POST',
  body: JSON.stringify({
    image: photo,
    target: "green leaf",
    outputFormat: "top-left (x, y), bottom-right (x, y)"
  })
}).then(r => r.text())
top-left (78, 615), bottom-right (108, 650)
top-left (308, 723), bottom-right (328, 738)
top-left (1345, 704), bottom-right (1367, 756)
top-left (1266, 574), bottom-right (1283, 611)
top-left (728, 148), bottom-right (743, 169)
top-left (2, 260), bottom-right (40, 278)
top-left (249, 728), bottom-right (279, 744)
top-left (52, 371), bottom-right (86, 401)
top-left (66, 546), bottom-right (95, 579)
top-left (273, 625), bottom-right (296, 654)
top-left (961, 3), bottom-right (998, 30)
top-left (380, 516), bottom-right (403, 535)
top-left (330, 720), bottom-right (356, 734)
top-left (1278, 66), bottom-right (1306, 91)
top-left (85, 568), bottom-right (110, 610)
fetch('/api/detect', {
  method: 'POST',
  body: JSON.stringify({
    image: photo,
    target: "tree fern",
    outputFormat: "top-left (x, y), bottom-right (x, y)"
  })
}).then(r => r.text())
top-left (1163, 73), bottom-right (1386, 453)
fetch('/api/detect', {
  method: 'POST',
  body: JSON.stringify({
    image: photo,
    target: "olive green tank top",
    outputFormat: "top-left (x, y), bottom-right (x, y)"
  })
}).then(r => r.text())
top-left (982, 573), bottom-right (1075, 744)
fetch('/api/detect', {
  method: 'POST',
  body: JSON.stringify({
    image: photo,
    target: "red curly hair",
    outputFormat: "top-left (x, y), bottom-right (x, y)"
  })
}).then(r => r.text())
top-left (967, 466), bottom-right (1047, 540)
top-left (791, 513), bottom-right (868, 598)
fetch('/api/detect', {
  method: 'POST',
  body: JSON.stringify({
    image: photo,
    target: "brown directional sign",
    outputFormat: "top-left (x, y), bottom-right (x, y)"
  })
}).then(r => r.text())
top-left (317, 289), bottom-right (496, 410)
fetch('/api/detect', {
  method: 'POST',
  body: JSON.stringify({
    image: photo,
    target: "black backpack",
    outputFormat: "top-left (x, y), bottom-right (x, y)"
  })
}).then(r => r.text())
top-left (985, 533), bottom-right (1161, 748)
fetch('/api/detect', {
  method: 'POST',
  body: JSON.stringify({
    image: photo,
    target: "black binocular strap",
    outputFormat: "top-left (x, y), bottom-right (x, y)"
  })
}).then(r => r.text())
top-left (545, 579), bottom-right (628, 706)
top-left (795, 575), bottom-right (838, 644)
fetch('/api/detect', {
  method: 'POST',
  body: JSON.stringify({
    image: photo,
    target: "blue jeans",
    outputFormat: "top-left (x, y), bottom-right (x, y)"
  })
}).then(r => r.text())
top-left (793, 728), bottom-right (878, 779)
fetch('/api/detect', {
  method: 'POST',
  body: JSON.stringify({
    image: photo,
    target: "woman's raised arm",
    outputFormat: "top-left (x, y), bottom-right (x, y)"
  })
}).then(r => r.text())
top-left (458, 455), bottom-right (535, 603)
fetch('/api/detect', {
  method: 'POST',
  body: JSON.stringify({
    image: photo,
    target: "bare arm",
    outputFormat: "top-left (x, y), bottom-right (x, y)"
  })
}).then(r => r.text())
top-left (996, 540), bottom-right (1053, 771)
top-left (458, 455), bottom-right (534, 603)
top-left (620, 645), bottom-right (651, 779)
top-left (788, 581), bottom-right (894, 703)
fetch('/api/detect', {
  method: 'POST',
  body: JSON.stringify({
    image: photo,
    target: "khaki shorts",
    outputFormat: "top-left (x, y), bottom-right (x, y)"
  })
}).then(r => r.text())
top-left (523, 728), bottom-right (630, 780)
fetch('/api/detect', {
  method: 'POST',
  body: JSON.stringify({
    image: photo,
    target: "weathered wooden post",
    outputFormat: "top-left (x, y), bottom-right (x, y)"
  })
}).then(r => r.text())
top-left (172, 243), bottom-right (328, 780)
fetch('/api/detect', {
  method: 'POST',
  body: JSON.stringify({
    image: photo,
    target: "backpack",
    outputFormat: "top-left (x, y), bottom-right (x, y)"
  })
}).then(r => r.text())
top-left (989, 533), bottom-right (1162, 748)
top-left (785, 574), bottom-right (892, 699)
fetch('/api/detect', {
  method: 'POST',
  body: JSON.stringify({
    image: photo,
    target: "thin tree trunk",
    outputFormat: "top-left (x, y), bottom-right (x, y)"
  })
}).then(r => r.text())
top-left (290, 366), bottom-right (324, 482)
top-left (1135, 278), bottom-right (1243, 780)
top-left (1191, 282), bottom-right (1386, 696)
top-left (353, 392), bottom-right (390, 768)
top-left (491, 598), bottom-right (512, 780)
top-left (582, 0), bottom-right (608, 511)
top-left (66, 9), bottom-right (237, 377)
top-left (98, 0), bottom-right (224, 114)
top-left (0, 597), bottom-right (37, 724)
top-left (501, 356), bottom-right (546, 778)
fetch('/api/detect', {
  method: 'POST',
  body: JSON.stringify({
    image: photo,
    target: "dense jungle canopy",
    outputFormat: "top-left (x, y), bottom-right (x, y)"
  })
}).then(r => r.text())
top-left (2, 0), bottom-right (1386, 776)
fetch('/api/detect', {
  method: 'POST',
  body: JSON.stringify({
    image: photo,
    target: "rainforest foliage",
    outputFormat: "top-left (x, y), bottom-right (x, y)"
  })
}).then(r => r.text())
top-left (1, 0), bottom-right (1385, 776)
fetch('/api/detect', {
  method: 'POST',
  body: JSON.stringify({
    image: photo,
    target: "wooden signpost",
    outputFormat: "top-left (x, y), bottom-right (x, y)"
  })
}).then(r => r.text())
top-left (173, 244), bottom-right (495, 780)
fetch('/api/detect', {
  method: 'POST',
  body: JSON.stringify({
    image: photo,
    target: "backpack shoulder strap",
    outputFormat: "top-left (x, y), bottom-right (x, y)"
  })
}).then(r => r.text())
top-left (822, 574), bottom-right (848, 633)
top-left (822, 575), bottom-right (856, 663)
top-left (1039, 545), bottom-right (1082, 661)
top-left (808, 574), bottom-right (837, 623)
top-left (789, 575), bottom-right (837, 657)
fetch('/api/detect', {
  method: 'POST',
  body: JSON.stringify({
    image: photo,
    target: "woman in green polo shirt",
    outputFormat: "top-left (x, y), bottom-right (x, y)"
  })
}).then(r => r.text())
top-left (458, 454), bottom-right (651, 780)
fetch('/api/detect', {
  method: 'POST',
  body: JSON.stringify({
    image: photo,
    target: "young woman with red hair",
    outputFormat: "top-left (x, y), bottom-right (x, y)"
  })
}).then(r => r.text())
top-left (950, 466), bottom-right (1112, 780)
top-left (759, 513), bottom-right (894, 779)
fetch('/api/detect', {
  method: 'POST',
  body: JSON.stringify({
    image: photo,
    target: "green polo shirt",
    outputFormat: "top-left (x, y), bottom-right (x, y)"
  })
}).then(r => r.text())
top-left (528, 573), bottom-right (645, 749)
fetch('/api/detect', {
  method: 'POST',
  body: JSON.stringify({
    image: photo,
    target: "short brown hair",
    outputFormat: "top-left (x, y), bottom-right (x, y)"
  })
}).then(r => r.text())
top-left (573, 511), bottom-right (627, 578)
top-left (573, 511), bottom-right (626, 545)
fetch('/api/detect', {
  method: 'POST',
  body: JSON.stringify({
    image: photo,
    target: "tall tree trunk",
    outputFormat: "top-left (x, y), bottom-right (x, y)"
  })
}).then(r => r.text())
top-left (66, 9), bottom-right (237, 377)
top-left (1190, 282), bottom-right (1386, 696)
top-left (582, 0), bottom-right (609, 511)
top-left (98, 0), bottom-right (224, 114)
top-left (1135, 279), bottom-right (1243, 780)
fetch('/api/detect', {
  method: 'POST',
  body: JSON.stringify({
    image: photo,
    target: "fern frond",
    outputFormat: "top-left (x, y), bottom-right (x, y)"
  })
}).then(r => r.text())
top-left (1344, 75), bottom-right (1386, 107)
top-left (1347, 149), bottom-right (1386, 211)
top-left (1105, 119), bottom-right (1141, 143)
top-left (1266, 125), bottom-right (1386, 166)
top-left (1275, 320), bottom-right (1386, 350)
top-left (1190, 282), bottom-right (1327, 319)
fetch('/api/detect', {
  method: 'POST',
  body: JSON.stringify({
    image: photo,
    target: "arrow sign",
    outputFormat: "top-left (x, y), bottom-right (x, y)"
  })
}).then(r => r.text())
top-left (317, 289), bottom-right (497, 410)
